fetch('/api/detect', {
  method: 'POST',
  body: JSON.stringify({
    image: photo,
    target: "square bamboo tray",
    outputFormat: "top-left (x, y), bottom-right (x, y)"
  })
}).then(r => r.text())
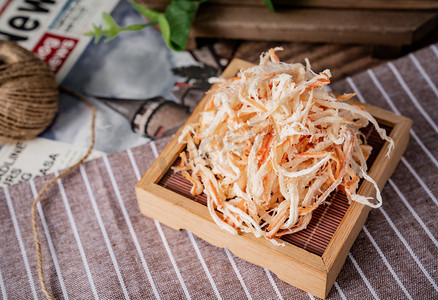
top-left (135, 59), bottom-right (411, 298)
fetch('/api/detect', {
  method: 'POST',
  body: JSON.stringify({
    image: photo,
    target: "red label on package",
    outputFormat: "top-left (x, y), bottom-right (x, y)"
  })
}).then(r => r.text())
top-left (32, 33), bottom-right (78, 73)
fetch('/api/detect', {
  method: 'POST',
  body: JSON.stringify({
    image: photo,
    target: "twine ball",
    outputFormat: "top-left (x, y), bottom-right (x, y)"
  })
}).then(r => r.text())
top-left (0, 41), bottom-right (58, 144)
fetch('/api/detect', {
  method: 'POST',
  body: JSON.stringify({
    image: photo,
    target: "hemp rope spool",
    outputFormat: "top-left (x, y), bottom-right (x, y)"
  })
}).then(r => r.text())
top-left (0, 41), bottom-right (58, 143)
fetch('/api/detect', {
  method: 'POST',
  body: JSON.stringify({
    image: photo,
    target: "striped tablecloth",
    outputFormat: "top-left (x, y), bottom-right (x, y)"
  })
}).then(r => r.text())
top-left (1, 44), bottom-right (437, 300)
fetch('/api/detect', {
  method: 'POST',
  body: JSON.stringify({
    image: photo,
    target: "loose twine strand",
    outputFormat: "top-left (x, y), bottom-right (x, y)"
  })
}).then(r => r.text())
top-left (0, 41), bottom-right (96, 299)
top-left (30, 87), bottom-right (96, 300)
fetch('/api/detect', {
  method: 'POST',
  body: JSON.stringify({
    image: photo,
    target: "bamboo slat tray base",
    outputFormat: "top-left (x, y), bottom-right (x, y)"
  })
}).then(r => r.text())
top-left (135, 59), bottom-right (412, 299)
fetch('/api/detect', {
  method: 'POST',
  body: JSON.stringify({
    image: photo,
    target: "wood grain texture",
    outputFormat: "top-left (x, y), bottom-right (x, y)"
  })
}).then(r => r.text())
top-left (192, 6), bottom-right (437, 47)
top-left (136, 0), bottom-right (438, 48)
top-left (135, 59), bottom-right (411, 299)
top-left (143, 0), bottom-right (438, 10)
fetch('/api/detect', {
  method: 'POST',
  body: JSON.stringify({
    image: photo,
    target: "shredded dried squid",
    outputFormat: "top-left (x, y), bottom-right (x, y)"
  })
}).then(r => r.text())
top-left (174, 48), bottom-right (393, 245)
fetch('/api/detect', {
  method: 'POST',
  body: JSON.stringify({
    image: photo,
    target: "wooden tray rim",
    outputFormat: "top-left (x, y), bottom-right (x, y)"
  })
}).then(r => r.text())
top-left (135, 58), bottom-right (412, 298)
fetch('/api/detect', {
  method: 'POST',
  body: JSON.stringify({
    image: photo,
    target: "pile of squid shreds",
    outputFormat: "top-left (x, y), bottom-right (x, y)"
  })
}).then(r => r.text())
top-left (174, 48), bottom-right (394, 246)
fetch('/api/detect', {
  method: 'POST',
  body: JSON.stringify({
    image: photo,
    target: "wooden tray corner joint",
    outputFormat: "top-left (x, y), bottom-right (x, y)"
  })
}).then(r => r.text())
top-left (135, 59), bottom-right (412, 299)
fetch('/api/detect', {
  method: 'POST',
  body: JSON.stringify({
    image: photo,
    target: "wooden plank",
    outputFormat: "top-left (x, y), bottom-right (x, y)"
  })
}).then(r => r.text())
top-left (227, 0), bottom-right (438, 10)
top-left (143, 0), bottom-right (438, 10)
top-left (135, 59), bottom-right (412, 299)
top-left (192, 6), bottom-right (437, 46)
top-left (135, 0), bottom-right (437, 49)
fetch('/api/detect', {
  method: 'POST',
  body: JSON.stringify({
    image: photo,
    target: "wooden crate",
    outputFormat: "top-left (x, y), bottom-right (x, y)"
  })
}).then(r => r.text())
top-left (144, 0), bottom-right (438, 10)
top-left (137, 0), bottom-right (438, 49)
top-left (135, 59), bottom-right (411, 298)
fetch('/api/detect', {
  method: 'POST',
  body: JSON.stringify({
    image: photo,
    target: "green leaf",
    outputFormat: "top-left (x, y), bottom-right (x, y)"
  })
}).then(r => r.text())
top-left (85, 12), bottom-right (152, 43)
top-left (132, 0), bottom-right (204, 51)
top-left (87, 1), bottom-right (205, 51)
top-left (263, 0), bottom-right (275, 12)
top-left (164, 0), bottom-right (202, 51)
top-left (153, 13), bottom-right (170, 50)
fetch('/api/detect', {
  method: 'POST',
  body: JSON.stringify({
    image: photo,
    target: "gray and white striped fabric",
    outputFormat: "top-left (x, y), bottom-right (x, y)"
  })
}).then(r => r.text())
top-left (1, 44), bottom-right (437, 299)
